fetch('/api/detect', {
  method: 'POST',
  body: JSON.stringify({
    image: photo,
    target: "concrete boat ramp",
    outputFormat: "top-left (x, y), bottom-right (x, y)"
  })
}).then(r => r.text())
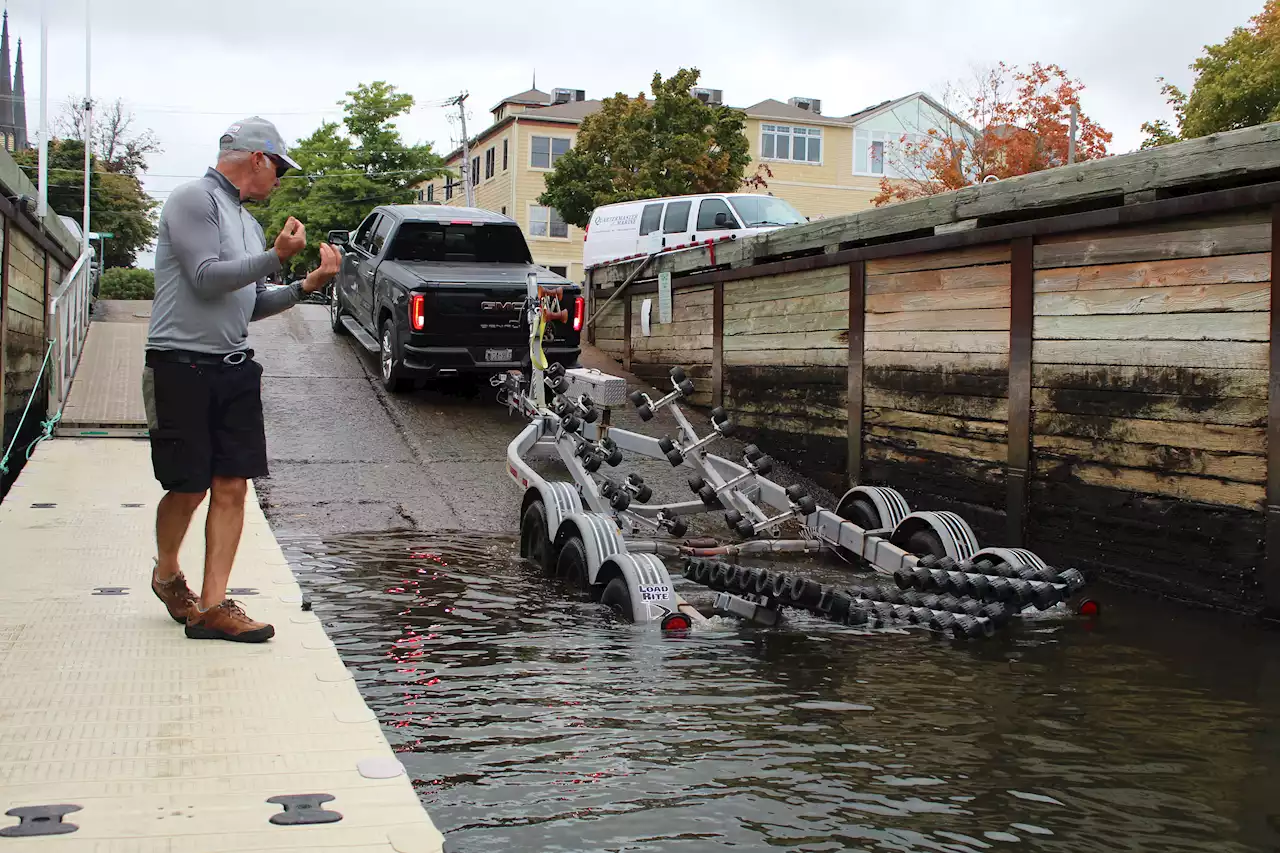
top-left (0, 439), bottom-right (445, 851)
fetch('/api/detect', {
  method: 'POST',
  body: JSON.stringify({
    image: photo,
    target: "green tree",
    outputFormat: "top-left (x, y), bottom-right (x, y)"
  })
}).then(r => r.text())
top-left (98, 267), bottom-right (155, 299)
top-left (1141, 0), bottom-right (1280, 147)
top-left (13, 137), bottom-right (158, 268)
top-left (538, 68), bottom-right (753, 227)
top-left (247, 81), bottom-right (448, 275)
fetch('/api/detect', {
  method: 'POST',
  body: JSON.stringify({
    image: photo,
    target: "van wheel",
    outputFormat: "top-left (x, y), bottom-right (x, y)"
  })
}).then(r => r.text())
top-left (380, 318), bottom-right (410, 394)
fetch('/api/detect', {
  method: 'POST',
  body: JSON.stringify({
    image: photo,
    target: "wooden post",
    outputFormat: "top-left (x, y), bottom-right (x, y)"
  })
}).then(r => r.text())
top-left (712, 280), bottom-right (724, 409)
top-left (0, 217), bottom-right (8, 437)
top-left (622, 292), bottom-right (632, 374)
top-left (1006, 236), bottom-right (1035, 546)
top-left (1265, 203), bottom-right (1280, 617)
top-left (847, 261), bottom-right (865, 486)
top-left (585, 269), bottom-right (595, 346)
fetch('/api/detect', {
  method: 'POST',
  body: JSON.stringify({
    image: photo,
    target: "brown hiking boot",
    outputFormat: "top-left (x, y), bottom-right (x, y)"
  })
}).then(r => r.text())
top-left (185, 599), bottom-right (275, 643)
top-left (151, 568), bottom-right (199, 624)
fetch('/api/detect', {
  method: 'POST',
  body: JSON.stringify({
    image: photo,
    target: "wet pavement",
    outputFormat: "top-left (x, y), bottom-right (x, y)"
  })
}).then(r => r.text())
top-left (252, 306), bottom-right (1280, 852)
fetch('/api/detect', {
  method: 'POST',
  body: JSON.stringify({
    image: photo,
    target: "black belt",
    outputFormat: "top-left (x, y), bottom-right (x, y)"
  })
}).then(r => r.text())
top-left (146, 348), bottom-right (254, 366)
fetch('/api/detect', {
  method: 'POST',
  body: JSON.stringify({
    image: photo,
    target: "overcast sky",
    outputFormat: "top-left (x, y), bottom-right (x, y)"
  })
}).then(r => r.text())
top-left (6, 0), bottom-right (1267, 266)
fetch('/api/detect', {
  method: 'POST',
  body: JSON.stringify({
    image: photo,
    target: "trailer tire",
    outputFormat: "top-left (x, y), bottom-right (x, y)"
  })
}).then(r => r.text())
top-left (904, 528), bottom-right (946, 561)
top-left (600, 576), bottom-right (634, 621)
top-left (839, 496), bottom-right (881, 530)
top-left (520, 500), bottom-right (554, 574)
top-left (556, 534), bottom-right (589, 590)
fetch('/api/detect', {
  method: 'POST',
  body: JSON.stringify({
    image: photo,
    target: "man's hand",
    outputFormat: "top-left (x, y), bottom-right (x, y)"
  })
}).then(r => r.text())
top-left (302, 243), bottom-right (341, 293)
top-left (274, 217), bottom-right (306, 262)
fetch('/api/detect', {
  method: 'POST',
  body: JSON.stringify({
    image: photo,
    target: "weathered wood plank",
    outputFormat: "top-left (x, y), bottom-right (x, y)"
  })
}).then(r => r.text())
top-left (626, 347), bottom-right (712, 365)
top-left (867, 285), bottom-right (1011, 314)
top-left (1033, 222), bottom-right (1273, 268)
top-left (724, 268), bottom-right (847, 305)
top-left (864, 444), bottom-right (1006, 487)
top-left (1035, 253), bottom-right (1271, 293)
top-left (1034, 433), bottom-right (1265, 484)
top-left (4, 286), bottom-right (43, 322)
top-left (865, 366), bottom-right (1009, 397)
top-left (865, 331), bottom-right (1009, 354)
top-left (730, 397), bottom-right (847, 421)
top-left (866, 263), bottom-right (1011, 296)
top-left (1037, 458), bottom-right (1265, 510)
top-left (865, 350), bottom-right (1009, 372)
top-left (724, 348), bottom-right (847, 367)
top-left (723, 311), bottom-right (847, 337)
top-left (865, 387), bottom-right (1008, 420)
top-left (1032, 387), bottom-right (1266, 427)
top-left (867, 425), bottom-right (1006, 463)
top-left (1033, 411), bottom-right (1266, 454)
top-left (1033, 364), bottom-right (1268, 398)
top-left (630, 333), bottom-right (714, 351)
top-left (864, 406), bottom-right (1009, 440)
top-left (1034, 281), bottom-right (1269, 316)
top-left (726, 290), bottom-right (846, 320)
top-left (4, 310), bottom-right (43, 340)
top-left (864, 245), bottom-right (1011, 276)
top-left (630, 320), bottom-right (712, 340)
top-left (865, 308), bottom-right (1010, 332)
top-left (1034, 311), bottom-right (1270, 342)
top-left (732, 410), bottom-right (846, 438)
top-left (1033, 340), bottom-right (1269, 370)
top-left (723, 330), bottom-right (847, 351)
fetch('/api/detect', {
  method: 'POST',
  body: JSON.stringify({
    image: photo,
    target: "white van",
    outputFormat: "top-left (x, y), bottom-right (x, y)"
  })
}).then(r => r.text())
top-left (582, 193), bottom-right (806, 269)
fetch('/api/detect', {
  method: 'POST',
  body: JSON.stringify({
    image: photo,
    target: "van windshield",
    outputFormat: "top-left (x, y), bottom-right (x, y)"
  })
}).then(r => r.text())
top-left (728, 196), bottom-right (806, 228)
top-left (388, 222), bottom-right (533, 264)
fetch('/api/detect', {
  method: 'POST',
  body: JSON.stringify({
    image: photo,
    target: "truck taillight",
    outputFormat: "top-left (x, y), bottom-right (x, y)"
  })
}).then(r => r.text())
top-left (573, 296), bottom-right (585, 332)
top-left (409, 293), bottom-right (426, 331)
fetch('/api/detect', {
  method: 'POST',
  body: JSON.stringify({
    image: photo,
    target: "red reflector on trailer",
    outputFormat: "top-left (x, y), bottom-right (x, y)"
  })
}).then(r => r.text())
top-left (1078, 599), bottom-right (1100, 617)
top-left (572, 296), bottom-right (585, 332)
top-left (450, 221), bottom-right (473, 225)
top-left (661, 613), bottom-right (692, 633)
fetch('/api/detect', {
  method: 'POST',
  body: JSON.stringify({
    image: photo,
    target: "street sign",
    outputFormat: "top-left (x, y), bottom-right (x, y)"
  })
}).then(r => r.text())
top-left (97, 232), bottom-right (113, 238)
top-left (658, 272), bottom-right (672, 324)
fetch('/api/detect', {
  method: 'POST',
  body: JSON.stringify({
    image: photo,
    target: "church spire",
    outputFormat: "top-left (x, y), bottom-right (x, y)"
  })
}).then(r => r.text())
top-left (0, 10), bottom-right (14, 141)
top-left (13, 36), bottom-right (26, 149)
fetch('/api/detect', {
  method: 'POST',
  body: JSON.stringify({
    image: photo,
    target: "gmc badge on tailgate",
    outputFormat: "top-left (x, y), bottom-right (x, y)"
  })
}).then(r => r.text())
top-left (480, 301), bottom-right (522, 311)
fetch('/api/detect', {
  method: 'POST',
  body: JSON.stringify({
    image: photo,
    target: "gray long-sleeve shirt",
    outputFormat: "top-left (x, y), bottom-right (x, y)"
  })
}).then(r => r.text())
top-left (147, 167), bottom-right (302, 354)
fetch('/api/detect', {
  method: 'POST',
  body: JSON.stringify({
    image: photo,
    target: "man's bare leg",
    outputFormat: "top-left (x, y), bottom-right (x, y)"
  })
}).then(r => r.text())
top-left (155, 490), bottom-right (207, 582)
top-left (200, 476), bottom-right (248, 610)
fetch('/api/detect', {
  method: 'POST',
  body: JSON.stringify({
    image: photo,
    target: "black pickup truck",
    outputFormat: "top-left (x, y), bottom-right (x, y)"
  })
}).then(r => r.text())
top-left (327, 205), bottom-right (583, 392)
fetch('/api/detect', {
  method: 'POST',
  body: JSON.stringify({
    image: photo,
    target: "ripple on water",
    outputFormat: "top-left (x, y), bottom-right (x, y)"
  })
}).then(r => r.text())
top-left (279, 531), bottom-right (1280, 853)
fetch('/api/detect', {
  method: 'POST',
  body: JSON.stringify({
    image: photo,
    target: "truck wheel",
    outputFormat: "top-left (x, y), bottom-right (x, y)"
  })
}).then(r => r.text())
top-left (600, 576), bottom-right (634, 622)
top-left (379, 318), bottom-right (410, 393)
top-left (329, 284), bottom-right (348, 335)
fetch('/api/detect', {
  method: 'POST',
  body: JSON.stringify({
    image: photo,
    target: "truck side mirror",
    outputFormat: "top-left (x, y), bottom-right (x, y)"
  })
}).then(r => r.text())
top-left (327, 230), bottom-right (350, 247)
top-left (714, 212), bottom-right (729, 227)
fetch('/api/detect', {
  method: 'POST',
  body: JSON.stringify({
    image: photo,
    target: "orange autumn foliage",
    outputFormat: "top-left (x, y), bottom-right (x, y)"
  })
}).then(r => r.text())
top-left (871, 63), bottom-right (1113, 206)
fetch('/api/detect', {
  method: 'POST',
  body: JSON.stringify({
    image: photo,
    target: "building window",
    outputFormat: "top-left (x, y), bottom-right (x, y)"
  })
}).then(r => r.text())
top-left (445, 180), bottom-right (453, 200)
top-left (485, 147), bottom-right (496, 180)
top-left (761, 124), bottom-right (822, 163)
top-left (530, 205), bottom-right (568, 238)
top-left (425, 185), bottom-right (434, 202)
top-left (472, 156), bottom-right (480, 186)
top-left (502, 139), bottom-right (509, 171)
top-left (531, 135), bottom-right (570, 169)
top-left (549, 265), bottom-right (568, 277)
top-left (855, 130), bottom-right (927, 176)
top-left (501, 206), bottom-right (507, 215)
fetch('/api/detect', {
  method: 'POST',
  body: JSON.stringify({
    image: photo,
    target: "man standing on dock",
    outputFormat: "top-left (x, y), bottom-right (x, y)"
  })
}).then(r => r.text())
top-left (143, 116), bottom-right (339, 643)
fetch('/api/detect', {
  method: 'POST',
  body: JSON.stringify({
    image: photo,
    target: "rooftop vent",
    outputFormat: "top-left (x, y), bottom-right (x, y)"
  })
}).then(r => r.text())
top-left (693, 87), bottom-right (724, 106)
top-left (552, 88), bottom-right (586, 104)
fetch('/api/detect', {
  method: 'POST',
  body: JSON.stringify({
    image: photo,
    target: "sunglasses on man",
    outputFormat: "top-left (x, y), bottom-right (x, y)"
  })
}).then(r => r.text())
top-left (263, 152), bottom-right (291, 179)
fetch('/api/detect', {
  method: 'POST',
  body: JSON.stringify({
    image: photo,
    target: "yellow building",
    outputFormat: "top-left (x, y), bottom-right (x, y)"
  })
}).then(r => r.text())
top-left (419, 87), bottom-right (962, 281)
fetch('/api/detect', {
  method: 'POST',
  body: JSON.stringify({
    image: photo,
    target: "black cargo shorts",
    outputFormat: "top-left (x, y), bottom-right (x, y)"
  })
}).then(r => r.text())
top-left (141, 349), bottom-right (269, 493)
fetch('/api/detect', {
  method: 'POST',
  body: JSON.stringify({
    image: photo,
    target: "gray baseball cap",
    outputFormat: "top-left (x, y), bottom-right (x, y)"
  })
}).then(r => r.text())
top-left (218, 116), bottom-right (301, 171)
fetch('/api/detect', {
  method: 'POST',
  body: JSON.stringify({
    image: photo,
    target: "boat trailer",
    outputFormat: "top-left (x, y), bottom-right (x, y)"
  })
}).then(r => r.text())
top-left (498, 276), bottom-right (1096, 638)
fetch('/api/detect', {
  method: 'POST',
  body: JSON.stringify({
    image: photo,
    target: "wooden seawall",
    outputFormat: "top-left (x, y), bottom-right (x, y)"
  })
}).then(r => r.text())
top-left (588, 122), bottom-right (1280, 614)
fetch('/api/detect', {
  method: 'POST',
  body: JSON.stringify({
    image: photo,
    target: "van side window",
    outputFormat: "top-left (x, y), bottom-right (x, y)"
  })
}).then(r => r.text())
top-left (663, 200), bottom-right (692, 234)
top-left (639, 203), bottom-right (663, 236)
top-left (697, 199), bottom-right (738, 230)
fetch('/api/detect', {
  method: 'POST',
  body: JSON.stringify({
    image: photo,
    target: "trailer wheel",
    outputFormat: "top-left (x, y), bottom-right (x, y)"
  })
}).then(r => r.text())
top-left (903, 528), bottom-right (946, 560)
top-left (839, 496), bottom-right (881, 530)
top-left (600, 576), bottom-right (634, 622)
top-left (519, 500), bottom-right (554, 574)
top-left (555, 534), bottom-right (590, 590)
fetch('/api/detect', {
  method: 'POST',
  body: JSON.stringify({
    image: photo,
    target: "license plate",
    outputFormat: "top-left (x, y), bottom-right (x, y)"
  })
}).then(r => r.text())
top-left (485, 348), bottom-right (513, 362)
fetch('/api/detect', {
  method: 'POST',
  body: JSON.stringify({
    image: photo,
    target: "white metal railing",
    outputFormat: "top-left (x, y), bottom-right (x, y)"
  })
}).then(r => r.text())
top-left (46, 250), bottom-right (94, 419)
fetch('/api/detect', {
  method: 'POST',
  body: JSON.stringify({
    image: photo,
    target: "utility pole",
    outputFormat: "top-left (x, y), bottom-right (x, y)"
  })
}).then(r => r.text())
top-left (1067, 103), bottom-right (1079, 165)
top-left (448, 92), bottom-right (474, 207)
top-left (81, 0), bottom-right (91, 258)
top-left (36, 0), bottom-right (47, 218)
